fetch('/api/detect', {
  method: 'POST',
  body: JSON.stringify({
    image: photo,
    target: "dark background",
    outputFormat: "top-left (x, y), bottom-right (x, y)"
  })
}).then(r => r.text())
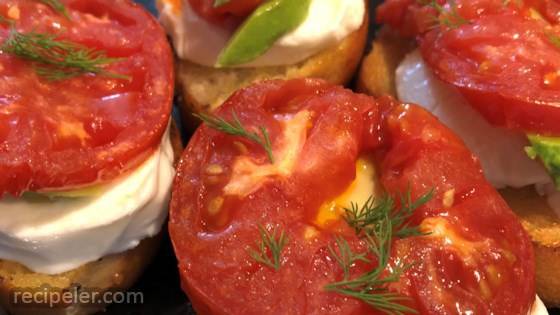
top-left (105, 1), bottom-right (558, 314)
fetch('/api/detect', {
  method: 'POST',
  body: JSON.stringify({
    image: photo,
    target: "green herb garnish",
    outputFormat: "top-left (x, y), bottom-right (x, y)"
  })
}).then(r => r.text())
top-left (325, 189), bottom-right (433, 314)
top-left (526, 134), bottom-right (560, 190)
top-left (195, 111), bottom-right (275, 163)
top-left (39, 0), bottom-right (71, 19)
top-left (1, 29), bottom-right (130, 81)
top-left (216, 0), bottom-right (312, 67)
top-left (420, 0), bottom-right (470, 29)
top-left (328, 236), bottom-right (370, 280)
top-left (344, 190), bottom-right (433, 239)
top-left (0, 15), bottom-right (14, 27)
top-left (248, 224), bottom-right (288, 271)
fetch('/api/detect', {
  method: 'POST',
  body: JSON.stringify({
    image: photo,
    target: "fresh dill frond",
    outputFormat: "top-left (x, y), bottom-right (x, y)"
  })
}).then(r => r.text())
top-left (419, 0), bottom-right (470, 30)
top-left (39, 0), bottom-right (71, 19)
top-left (0, 15), bottom-right (14, 27)
top-left (195, 111), bottom-right (275, 163)
top-left (247, 225), bottom-right (288, 271)
top-left (328, 236), bottom-right (370, 280)
top-left (326, 208), bottom-right (416, 314)
top-left (344, 195), bottom-right (394, 235)
top-left (326, 189), bottom-right (434, 314)
top-left (393, 188), bottom-right (434, 238)
top-left (0, 29), bottom-right (130, 81)
top-left (343, 189), bottom-right (433, 239)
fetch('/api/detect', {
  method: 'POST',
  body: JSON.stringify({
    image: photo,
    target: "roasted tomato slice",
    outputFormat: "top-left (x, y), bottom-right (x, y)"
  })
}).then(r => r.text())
top-left (188, 0), bottom-right (262, 26)
top-left (169, 79), bottom-right (535, 315)
top-left (0, 0), bottom-right (173, 196)
top-left (378, 0), bottom-right (560, 135)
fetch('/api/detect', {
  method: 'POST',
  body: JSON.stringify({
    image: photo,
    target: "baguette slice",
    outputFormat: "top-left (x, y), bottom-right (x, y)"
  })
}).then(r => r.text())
top-left (357, 27), bottom-right (414, 97)
top-left (359, 27), bottom-right (560, 307)
top-left (0, 122), bottom-right (183, 315)
top-left (175, 1), bottom-right (369, 126)
top-left (501, 187), bottom-right (560, 307)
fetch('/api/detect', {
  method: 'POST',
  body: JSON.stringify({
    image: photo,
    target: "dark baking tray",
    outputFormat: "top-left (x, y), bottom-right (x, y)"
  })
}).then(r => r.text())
top-left (105, 1), bottom-right (558, 314)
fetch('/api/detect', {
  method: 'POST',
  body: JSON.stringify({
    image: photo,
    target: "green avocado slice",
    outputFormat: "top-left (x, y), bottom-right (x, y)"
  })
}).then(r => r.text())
top-left (20, 185), bottom-right (106, 201)
top-left (525, 134), bottom-right (560, 190)
top-left (216, 0), bottom-right (312, 67)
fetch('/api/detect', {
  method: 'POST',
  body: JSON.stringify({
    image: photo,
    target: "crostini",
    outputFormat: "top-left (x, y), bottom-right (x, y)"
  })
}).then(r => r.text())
top-left (359, 0), bottom-right (560, 306)
top-left (0, 1), bottom-right (179, 314)
top-left (156, 0), bottom-right (369, 121)
top-left (169, 78), bottom-right (544, 314)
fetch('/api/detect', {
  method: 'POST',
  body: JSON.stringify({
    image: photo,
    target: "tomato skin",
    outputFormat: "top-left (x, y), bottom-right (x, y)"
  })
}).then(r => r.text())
top-left (170, 79), bottom-right (535, 315)
top-left (188, 0), bottom-right (262, 26)
top-left (420, 11), bottom-right (560, 135)
top-left (376, 0), bottom-right (435, 37)
top-left (378, 97), bottom-right (535, 314)
top-left (0, 0), bottom-right (173, 196)
top-left (378, 0), bottom-right (560, 135)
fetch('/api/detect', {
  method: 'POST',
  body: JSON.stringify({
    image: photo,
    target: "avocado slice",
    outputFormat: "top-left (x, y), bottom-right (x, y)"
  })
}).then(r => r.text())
top-left (21, 184), bottom-right (106, 201)
top-left (216, 0), bottom-right (312, 67)
top-left (526, 134), bottom-right (560, 189)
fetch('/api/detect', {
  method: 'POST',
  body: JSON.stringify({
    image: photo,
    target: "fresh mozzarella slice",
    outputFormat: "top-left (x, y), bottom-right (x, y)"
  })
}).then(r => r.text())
top-left (396, 50), bottom-right (551, 190)
top-left (531, 295), bottom-right (548, 315)
top-left (157, 0), bottom-right (364, 67)
top-left (0, 127), bottom-right (175, 274)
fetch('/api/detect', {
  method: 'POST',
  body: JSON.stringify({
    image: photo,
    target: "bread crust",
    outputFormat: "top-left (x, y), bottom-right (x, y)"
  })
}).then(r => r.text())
top-left (501, 188), bottom-right (560, 307)
top-left (175, 1), bottom-right (369, 128)
top-left (0, 122), bottom-right (183, 315)
top-left (359, 27), bottom-right (560, 307)
top-left (357, 27), bottom-right (414, 98)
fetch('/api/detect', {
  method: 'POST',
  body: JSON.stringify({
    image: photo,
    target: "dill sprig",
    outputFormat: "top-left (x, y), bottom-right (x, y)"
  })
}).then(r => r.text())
top-left (0, 15), bottom-right (14, 27)
top-left (1, 29), bottom-right (130, 81)
top-left (39, 0), bottom-right (71, 19)
top-left (248, 225), bottom-right (288, 271)
top-left (419, 0), bottom-right (470, 29)
top-left (328, 236), bottom-right (370, 280)
top-left (392, 189), bottom-right (434, 238)
top-left (325, 189), bottom-right (433, 315)
top-left (344, 189), bottom-right (433, 239)
top-left (195, 111), bottom-right (275, 163)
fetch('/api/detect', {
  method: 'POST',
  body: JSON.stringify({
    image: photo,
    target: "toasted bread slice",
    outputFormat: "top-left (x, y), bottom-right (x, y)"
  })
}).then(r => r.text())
top-left (357, 27), bottom-right (414, 97)
top-left (0, 122), bottom-right (183, 315)
top-left (0, 235), bottom-right (161, 315)
top-left (359, 27), bottom-right (560, 307)
top-left (501, 188), bottom-right (560, 307)
top-left (175, 1), bottom-right (369, 126)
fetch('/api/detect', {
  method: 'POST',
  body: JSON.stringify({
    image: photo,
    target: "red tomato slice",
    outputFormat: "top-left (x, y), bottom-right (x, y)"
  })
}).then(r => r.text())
top-left (0, 0), bottom-right (173, 196)
top-left (378, 0), bottom-right (560, 135)
top-left (169, 79), bottom-right (535, 315)
top-left (188, 0), bottom-right (262, 27)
